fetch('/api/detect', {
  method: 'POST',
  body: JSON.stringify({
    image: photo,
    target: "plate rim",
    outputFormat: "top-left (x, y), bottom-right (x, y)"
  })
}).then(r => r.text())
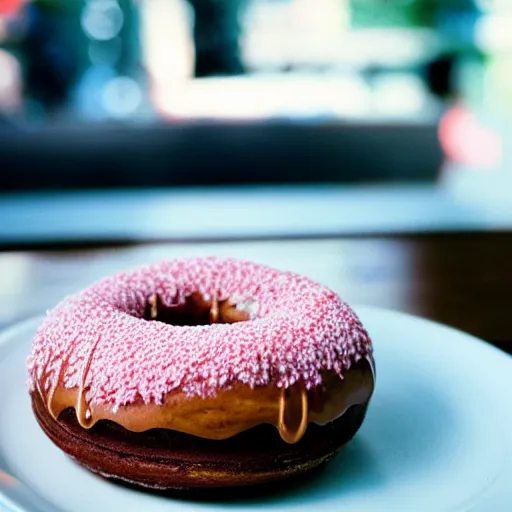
top-left (0, 316), bottom-right (44, 348)
top-left (1, 306), bottom-right (512, 512)
top-left (355, 306), bottom-right (512, 362)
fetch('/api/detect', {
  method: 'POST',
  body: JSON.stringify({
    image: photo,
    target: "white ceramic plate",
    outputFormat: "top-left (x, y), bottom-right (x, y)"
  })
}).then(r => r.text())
top-left (1, 307), bottom-right (512, 512)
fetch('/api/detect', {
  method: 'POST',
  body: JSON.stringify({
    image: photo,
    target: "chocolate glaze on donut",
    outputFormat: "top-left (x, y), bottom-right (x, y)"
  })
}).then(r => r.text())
top-left (27, 258), bottom-right (375, 489)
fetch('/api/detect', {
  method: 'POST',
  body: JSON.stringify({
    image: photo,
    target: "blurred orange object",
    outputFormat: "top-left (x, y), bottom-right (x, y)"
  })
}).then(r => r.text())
top-left (0, 0), bottom-right (24, 17)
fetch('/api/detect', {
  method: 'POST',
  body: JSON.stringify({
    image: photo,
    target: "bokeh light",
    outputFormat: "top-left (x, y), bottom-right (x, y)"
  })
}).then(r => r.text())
top-left (81, 0), bottom-right (124, 42)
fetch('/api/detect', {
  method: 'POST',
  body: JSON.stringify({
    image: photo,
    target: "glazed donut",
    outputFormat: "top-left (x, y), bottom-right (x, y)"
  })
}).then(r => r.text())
top-left (28, 257), bottom-right (375, 489)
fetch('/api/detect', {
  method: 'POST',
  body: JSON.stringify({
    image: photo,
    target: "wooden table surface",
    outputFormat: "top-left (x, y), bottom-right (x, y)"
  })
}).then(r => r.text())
top-left (1, 232), bottom-right (511, 352)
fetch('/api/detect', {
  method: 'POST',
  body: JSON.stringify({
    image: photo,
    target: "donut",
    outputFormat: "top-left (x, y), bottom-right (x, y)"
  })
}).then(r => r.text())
top-left (27, 257), bottom-right (375, 490)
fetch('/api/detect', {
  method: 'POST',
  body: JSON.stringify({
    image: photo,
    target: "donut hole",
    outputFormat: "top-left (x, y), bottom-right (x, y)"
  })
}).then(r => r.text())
top-left (143, 292), bottom-right (249, 326)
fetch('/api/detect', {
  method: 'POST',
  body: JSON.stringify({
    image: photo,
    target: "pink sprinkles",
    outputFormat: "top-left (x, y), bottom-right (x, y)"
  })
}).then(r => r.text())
top-left (27, 257), bottom-right (372, 411)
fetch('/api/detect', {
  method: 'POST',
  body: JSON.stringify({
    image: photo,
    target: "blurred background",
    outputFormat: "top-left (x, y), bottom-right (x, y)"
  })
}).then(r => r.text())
top-left (0, 0), bottom-right (511, 244)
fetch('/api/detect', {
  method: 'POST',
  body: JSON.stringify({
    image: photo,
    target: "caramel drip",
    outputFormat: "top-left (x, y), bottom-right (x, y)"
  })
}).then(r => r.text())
top-left (210, 296), bottom-right (219, 324)
top-left (47, 351), bottom-right (73, 420)
top-left (41, 356), bottom-right (375, 444)
top-left (278, 381), bottom-right (309, 444)
top-left (76, 336), bottom-right (102, 428)
top-left (149, 294), bottom-right (158, 319)
top-left (36, 347), bottom-right (54, 401)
